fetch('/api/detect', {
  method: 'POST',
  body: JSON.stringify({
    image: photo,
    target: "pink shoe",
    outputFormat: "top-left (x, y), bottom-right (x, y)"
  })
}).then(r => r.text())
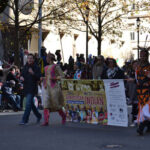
top-left (41, 122), bottom-right (49, 126)
top-left (41, 109), bottom-right (49, 126)
top-left (59, 109), bottom-right (66, 124)
top-left (62, 117), bottom-right (66, 124)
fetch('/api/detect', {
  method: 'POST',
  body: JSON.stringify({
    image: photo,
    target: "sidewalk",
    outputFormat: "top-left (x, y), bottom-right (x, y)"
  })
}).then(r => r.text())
top-left (0, 110), bottom-right (24, 116)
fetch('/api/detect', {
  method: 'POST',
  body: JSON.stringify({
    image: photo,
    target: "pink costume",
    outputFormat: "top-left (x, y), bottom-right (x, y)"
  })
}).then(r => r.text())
top-left (42, 64), bottom-right (66, 126)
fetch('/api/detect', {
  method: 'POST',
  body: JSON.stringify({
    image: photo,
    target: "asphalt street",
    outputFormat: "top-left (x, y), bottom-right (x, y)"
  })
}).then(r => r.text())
top-left (0, 111), bottom-right (150, 150)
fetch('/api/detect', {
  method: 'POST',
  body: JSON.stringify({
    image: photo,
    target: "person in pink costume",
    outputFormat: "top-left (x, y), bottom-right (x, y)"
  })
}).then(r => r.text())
top-left (41, 53), bottom-right (66, 126)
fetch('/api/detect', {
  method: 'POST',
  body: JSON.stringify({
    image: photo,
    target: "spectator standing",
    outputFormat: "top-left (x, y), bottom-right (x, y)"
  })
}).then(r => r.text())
top-left (23, 50), bottom-right (28, 66)
top-left (39, 47), bottom-right (48, 76)
top-left (126, 60), bottom-right (138, 125)
top-left (73, 63), bottom-right (82, 80)
top-left (0, 64), bottom-right (14, 83)
top-left (19, 54), bottom-right (42, 125)
top-left (68, 56), bottom-right (74, 71)
top-left (55, 50), bottom-right (62, 64)
top-left (103, 58), bottom-right (124, 79)
top-left (92, 55), bottom-right (107, 79)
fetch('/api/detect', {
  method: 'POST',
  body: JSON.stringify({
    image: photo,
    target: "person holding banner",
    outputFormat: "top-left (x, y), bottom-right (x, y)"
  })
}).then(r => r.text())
top-left (136, 50), bottom-right (150, 135)
top-left (41, 53), bottom-right (66, 126)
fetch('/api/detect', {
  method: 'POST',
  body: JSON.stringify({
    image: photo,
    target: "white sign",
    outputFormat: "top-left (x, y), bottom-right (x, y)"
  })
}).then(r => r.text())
top-left (104, 79), bottom-right (128, 127)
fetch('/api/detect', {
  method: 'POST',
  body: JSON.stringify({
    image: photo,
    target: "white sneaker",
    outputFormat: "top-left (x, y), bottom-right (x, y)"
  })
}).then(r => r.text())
top-left (130, 123), bottom-right (135, 127)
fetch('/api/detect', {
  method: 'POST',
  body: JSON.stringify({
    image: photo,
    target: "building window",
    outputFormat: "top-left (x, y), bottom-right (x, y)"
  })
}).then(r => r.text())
top-left (130, 32), bottom-right (135, 40)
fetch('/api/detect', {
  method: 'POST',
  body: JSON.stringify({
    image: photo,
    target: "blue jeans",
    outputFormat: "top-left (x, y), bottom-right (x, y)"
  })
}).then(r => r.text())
top-left (22, 94), bottom-right (41, 123)
top-left (5, 94), bottom-right (21, 110)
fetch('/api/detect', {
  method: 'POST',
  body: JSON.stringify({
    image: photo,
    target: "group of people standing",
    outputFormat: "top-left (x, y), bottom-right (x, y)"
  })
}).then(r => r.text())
top-left (12, 48), bottom-right (150, 136)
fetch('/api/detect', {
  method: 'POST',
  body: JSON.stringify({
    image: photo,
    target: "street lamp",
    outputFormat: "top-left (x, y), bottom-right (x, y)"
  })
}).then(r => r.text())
top-left (85, 6), bottom-right (90, 63)
top-left (136, 17), bottom-right (140, 59)
top-left (38, 0), bottom-right (42, 58)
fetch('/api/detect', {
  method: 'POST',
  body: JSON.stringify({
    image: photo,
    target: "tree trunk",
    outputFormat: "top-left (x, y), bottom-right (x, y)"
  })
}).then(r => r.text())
top-left (97, 36), bottom-right (101, 56)
top-left (14, 0), bottom-right (20, 67)
top-left (97, 0), bottom-right (102, 56)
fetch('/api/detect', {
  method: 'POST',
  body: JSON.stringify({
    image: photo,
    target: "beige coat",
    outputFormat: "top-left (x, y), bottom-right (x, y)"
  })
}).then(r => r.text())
top-left (43, 64), bottom-right (65, 111)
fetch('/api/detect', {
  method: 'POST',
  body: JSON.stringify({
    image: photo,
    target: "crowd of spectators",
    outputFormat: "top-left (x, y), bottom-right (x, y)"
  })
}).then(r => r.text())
top-left (37, 47), bottom-right (139, 126)
top-left (0, 47), bottom-right (138, 125)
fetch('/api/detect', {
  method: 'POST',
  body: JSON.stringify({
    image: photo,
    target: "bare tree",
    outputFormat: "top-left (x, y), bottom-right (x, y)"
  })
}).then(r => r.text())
top-left (1, 0), bottom-right (72, 66)
top-left (57, 0), bottom-right (149, 56)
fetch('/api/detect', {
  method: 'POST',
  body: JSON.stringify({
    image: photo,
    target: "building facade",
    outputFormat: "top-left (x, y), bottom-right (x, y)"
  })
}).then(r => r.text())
top-left (0, 1), bottom-right (150, 66)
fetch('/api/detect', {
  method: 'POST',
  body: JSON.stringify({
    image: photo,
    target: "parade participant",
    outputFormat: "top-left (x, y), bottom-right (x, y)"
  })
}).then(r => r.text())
top-left (19, 53), bottom-right (42, 125)
top-left (136, 50), bottom-right (150, 135)
top-left (41, 53), bottom-right (66, 126)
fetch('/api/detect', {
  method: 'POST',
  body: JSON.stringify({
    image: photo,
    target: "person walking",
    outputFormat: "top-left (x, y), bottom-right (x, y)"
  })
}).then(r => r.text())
top-left (19, 53), bottom-right (42, 125)
top-left (136, 50), bottom-right (150, 135)
top-left (41, 53), bottom-right (66, 126)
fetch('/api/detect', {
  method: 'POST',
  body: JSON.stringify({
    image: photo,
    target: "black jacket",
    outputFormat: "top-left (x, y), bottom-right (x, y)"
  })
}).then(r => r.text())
top-left (6, 72), bottom-right (19, 83)
top-left (102, 67), bottom-right (125, 79)
top-left (21, 63), bottom-right (41, 95)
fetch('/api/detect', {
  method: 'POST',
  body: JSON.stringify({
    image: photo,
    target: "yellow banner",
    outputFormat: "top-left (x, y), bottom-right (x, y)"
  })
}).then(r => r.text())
top-left (61, 80), bottom-right (107, 125)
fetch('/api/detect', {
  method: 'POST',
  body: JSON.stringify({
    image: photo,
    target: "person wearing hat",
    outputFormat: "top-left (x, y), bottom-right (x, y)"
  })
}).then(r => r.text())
top-left (136, 50), bottom-right (150, 135)
top-left (41, 52), bottom-right (66, 126)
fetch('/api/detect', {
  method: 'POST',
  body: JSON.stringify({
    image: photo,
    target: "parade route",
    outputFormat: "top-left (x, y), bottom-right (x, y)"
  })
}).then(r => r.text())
top-left (0, 111), bottom-right (150, 150)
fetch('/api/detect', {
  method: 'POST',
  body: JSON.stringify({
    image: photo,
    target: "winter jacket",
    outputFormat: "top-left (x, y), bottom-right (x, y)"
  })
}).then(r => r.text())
top-left (21, 63), bottom-right (41, 95)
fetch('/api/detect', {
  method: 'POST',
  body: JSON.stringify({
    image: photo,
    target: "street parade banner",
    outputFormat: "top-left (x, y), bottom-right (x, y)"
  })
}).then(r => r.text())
top-left (104, 80), bottom-right (128, 127)
top-left (61, 80), bottom-right (107, 125)
top-left (61, 79), bottom-right (128, 127)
